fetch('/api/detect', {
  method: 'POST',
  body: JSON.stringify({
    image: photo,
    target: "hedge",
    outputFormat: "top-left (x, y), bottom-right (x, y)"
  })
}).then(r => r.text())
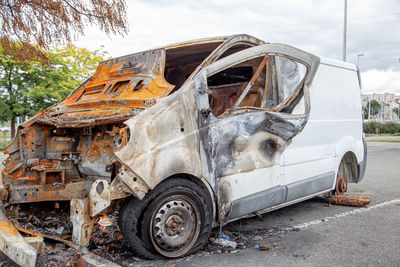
top-left (363, 121), bottom-right (400, 134)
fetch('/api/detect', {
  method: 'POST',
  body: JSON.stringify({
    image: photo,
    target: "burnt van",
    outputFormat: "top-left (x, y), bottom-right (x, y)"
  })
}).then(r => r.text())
top-left (0, 34), bottom-right (366, 265)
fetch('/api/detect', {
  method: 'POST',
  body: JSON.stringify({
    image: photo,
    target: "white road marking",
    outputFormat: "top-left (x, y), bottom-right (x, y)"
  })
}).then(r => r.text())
top-left (285, 199), bottom-right (400, 231)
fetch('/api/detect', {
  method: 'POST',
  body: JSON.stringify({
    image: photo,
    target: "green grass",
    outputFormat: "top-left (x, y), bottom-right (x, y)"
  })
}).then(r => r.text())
top-left (367, 139), bottom-right (400, 143)
top-left (0, 140), bottom-right (10, 151)
top-left (365, 133), bottom-right (400, 137)
top-left (0, 132), bottom-right (11, 138)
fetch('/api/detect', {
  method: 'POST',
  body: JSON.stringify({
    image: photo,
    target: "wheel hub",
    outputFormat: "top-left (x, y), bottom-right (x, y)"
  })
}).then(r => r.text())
top-left (335, 175), bottom-right (347, 195)
top-left (151, 196), bottom-right (200, 254)
top-left (165, 214), bottom-right (184, 236)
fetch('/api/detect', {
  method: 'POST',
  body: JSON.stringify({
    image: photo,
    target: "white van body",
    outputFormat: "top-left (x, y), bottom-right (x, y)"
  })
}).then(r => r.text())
top-left (1, 35), bottom-right (366, 262)
top-left (191, 49), bottom-right (367, 222)
top-left (283, 57), bottom-right (365, 193)
top-left (222, 57), bottom-right (366, 221)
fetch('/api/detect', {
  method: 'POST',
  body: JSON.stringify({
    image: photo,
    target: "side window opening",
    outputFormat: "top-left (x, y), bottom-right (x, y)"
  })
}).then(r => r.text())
top-left (207, 55), bottom-right (307, 117)
top-left (275, 56), bottom-right (307, 104)
top-left (207, 66), bottom-right (253, 86)
top-left (207, 57), bottom-right (264, 116)
top-left (165, 43), bottom-right (254, 95)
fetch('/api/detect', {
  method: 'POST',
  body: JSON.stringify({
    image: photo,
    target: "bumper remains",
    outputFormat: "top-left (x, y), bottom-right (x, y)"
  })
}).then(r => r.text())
top-left (0, 205), bottom-right (39, 267)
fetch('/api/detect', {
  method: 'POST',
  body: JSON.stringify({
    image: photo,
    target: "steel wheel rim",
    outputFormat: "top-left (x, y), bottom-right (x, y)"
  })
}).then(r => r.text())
top-left (149, 195), bottom-right (201, 257)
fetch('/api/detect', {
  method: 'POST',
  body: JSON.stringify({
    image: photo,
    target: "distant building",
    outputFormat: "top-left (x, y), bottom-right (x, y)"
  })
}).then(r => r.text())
top-left (362, 92), bottom-right (400, 121)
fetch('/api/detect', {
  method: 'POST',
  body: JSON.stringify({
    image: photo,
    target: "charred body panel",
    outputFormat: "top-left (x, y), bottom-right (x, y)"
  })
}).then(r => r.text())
top-left (195, 44), bottom-right (320, 220)
top-left (200, 110), bottom-right (303, 178)
top-left (114, 81), bottom-right (203, 196)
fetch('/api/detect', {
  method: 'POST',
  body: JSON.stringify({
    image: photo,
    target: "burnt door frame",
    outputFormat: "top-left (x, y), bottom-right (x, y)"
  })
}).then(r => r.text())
top-left (194, 44), bottom-right (320, 221)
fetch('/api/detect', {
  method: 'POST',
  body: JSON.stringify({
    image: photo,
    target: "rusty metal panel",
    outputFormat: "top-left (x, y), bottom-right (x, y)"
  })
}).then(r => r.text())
top-left (88, 180), bottom-right (111, 216)
top-left (8, 181), bottom-right (92, 204)
top-left (71, 198), bottom-right (94, 247)
top-left (34, 49), bottom-right (174, 127)
top-left (331, 195), bottom-right (371, 207)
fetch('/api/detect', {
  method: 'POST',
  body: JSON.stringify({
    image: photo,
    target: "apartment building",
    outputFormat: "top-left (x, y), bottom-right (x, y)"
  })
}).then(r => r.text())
top-left (362, 92), bottom-right (400, 121)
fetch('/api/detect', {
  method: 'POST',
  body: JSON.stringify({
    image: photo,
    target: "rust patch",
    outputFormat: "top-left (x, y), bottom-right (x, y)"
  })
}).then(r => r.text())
top-left (331, 195), bottom-right (371, 207)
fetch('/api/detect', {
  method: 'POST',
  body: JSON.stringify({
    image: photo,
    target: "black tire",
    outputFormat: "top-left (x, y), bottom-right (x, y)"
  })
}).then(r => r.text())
top-left (119, 195), bottom-right (162, 259)
top-left (119, 178), bottom-right (213, 259)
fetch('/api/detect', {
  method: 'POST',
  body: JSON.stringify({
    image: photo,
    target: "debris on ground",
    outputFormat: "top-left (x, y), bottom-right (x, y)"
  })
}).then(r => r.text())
top-left (4, 202), bottom-right (138, 266)
top-left (204, 223), bottom-right (286, 256)
top-left (253, 235), bottom-right (282, 250)
top-left (70, 253), bottom-right (85, 267)
top-left (4, 194), bottom-right (373, 266)
top-left (331, 195), bottom-right (371, 207)
top-left (3, 201), bottom-right (295, 265)
top-left (211, 233), bottom-right (237, 249)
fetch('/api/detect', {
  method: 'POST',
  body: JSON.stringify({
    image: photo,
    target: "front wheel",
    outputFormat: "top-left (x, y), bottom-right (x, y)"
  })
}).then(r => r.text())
top-left (121, 178), bottom-right (213, 259)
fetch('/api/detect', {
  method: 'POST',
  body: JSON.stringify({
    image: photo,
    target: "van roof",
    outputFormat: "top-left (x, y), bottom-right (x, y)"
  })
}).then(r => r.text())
top-left (319, 56), bottom-right (358, 71)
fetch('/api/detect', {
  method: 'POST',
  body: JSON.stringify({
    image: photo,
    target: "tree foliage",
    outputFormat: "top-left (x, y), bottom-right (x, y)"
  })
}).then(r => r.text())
top-left (28, 45), bottom-right (107, 111)
top-left (0, 48), bottom-right (35, 134)
top-left (0, 45), bottom-right (107, 136)
top-left (0, 0), bottom-right (127, 63)
top-left (364, 100), bottom-right (381, 119)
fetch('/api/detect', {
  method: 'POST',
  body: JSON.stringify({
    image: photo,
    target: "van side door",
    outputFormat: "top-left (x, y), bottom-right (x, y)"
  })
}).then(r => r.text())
top-left (282, 63), bottom-right (338, 203)
top-left (194, 44), bottom-right (320, 221)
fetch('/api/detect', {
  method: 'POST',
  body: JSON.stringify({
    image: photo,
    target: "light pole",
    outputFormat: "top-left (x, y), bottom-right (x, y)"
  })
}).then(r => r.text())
top-left (342, 0), bottom-right (347, 61)
top-left (357, 53), bottom-right (364, 67)
top-left (368, 100), bottom-right (371, 120)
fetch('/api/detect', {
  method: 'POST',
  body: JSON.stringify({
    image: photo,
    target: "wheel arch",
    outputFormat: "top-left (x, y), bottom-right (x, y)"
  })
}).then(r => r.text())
top-left (335, 135), bottom-right (364, 165)
top-left (334, 133), bottom-right (366, 184)
top-left (336, 151), bottom-right (359, 184)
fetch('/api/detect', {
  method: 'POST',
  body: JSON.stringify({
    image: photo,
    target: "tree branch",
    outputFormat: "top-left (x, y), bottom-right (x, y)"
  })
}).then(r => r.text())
top-left (62, 0), bottom-right (105, 19)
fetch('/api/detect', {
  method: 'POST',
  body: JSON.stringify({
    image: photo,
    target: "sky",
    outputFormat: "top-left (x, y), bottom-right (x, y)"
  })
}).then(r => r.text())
top-left (76, 0), bottom-right (400, 94)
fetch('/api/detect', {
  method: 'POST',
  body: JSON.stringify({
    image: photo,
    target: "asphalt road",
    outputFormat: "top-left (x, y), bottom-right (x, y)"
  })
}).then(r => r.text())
top-left (140, 141), bottom-right (400, 267)
top-left (0, 141), bottom-right (399, 266)
top-left (169, 141), bottom-right (400, 267)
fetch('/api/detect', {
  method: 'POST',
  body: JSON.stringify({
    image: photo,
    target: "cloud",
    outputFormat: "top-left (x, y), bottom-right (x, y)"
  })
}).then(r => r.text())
top-left (74, 0), bottom-right (400, 93)
top-left (362, 69), bottom-right (400, 93)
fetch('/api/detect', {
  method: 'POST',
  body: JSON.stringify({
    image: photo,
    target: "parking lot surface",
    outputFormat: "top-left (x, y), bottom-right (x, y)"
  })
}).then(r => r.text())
top-left (0, 141), bottom-right (399, 266)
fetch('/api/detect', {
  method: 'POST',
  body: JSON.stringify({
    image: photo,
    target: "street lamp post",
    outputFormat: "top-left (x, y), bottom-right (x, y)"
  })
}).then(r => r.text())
top-left (342, 0), bottom-right (347, 61)
top-left (368, 100), bottom-right (371, 120)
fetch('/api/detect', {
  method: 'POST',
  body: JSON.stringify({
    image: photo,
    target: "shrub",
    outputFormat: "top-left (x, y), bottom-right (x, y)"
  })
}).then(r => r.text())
top-left (363, 121), bottom-right (400, 134)
top-left (384, 122), bottom-right (400, 133)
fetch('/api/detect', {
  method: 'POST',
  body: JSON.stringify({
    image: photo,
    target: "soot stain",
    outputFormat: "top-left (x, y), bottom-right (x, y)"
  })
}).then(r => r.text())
top-left (259, 138), bottom-right (280, 160)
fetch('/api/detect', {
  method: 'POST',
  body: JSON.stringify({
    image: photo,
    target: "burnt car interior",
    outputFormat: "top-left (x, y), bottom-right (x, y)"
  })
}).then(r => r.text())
top-left (165, 43), bottom-right (253, 92)
top-left (207, 55), bottom-right (307, 117)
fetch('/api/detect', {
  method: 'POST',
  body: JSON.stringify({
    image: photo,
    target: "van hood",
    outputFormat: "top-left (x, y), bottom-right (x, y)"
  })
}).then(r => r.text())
top-left (34, 49), bottom-right (174, 128)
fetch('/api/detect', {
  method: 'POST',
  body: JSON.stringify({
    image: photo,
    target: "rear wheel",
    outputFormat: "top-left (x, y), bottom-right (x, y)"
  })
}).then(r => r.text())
top-left (335, 152), bottom-right (358, 195)
top-left (120, 178), bottom-right (213, 259)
